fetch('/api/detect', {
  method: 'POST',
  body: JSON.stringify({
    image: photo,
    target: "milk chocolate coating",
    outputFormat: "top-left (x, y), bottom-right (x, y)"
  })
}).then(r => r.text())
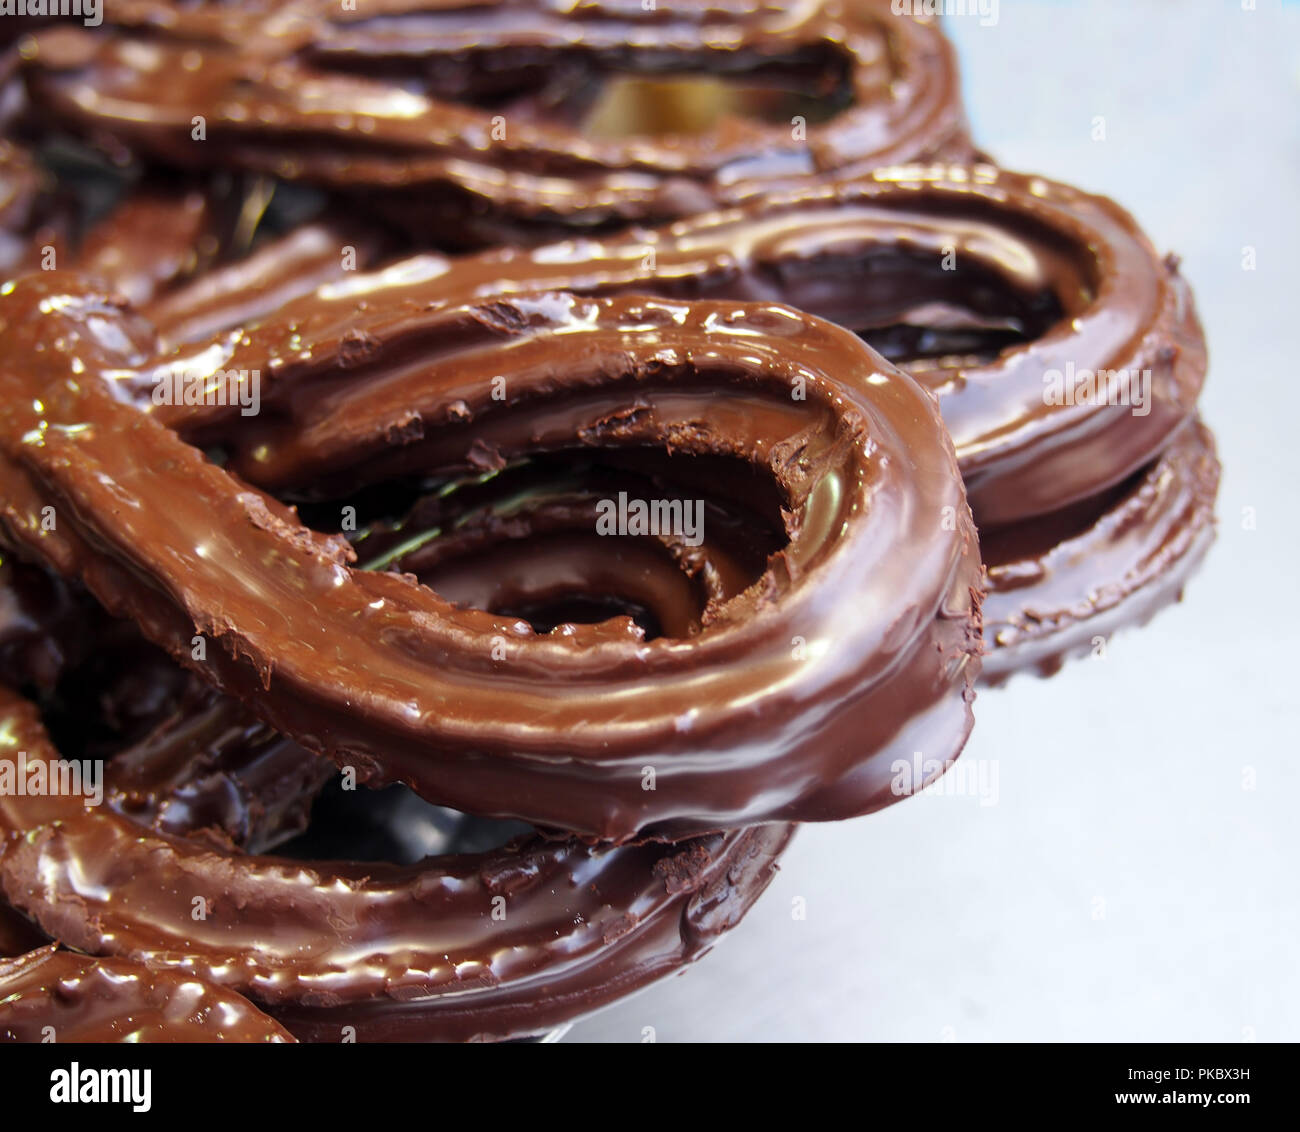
top-left (144, 162), bottom-right (1211, 683)
top-left (0, 1), bottom-right (1219, 1046)
top-left (0, 274), bottom-right (982, 840)
top-left (0, 293), bottom-right (829, 1046)
top-left (70, 183), bottom-right (222, 307)
top-left (365, 455), bottom-right (782, 642)
top-left (0, 686), bottom-right (793, 1042)
top-left (144, 219), bottom-right (386, 348)
top-left (0, 945), bottom-right (295, 1042)
top-left (20, 0), bottom-right (970, 243)
top-left (980, 419), bottom-right (1219, 683)
top-left (0, 535), bottom-right (789, 1041)
top-left (7, 153), bottom-right (1212, 701)
top-left (0, 257), bottom-right (846, 1037)
top-left (158, 163), bottom-right (1197, 527)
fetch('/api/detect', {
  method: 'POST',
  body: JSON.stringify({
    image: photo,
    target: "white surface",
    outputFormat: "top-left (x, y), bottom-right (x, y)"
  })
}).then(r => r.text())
top-left (570, 0), bottom-right (1300, 1042)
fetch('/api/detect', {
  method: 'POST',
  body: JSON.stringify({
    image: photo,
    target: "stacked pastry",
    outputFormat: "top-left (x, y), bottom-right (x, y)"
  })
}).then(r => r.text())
top-left (0, 0), bottom-right (1215, 1041)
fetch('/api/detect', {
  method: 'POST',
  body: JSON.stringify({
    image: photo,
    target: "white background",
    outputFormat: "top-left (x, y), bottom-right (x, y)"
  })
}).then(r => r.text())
top-left (572, 0), bottom-right (1300, 1042)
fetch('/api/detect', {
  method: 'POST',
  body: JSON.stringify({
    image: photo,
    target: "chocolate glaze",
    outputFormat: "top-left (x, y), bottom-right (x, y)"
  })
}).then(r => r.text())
top-left (6, 151), bottom-right (1212, 694)
top-left (0, 528), bottom-right (792, 1041)
top-left (141, 161), bottom-right (1211, 682)
top-left (20, 0), bottom-right (970, 243)
top-left (154, 164), bottom-right (1201, 527)
top-left (0, 686), bottom-right (792, 1042)
top-left (980, 418), bottom-right (1219, 683)
top-left (1, 129), bottom-right (401, 340)
top-left (70, 182), bottom-right (220, 307)
top-left (0, 945), bottom-right (295, 1042)
top-left (0, 333), bottom-right (800, 1045)
top-left (0, 550), bottom-right (335, 849)
top-left (0, 227), bottom-right (802, 1036)
top-left (0, 2), bottom-right (1223, 1047)
top-left (21, 563), bottom-right (315, 784)
top-left (0, 273), bottom-right (982, 840)
top-left (144, 219), bottom-right (385, 348)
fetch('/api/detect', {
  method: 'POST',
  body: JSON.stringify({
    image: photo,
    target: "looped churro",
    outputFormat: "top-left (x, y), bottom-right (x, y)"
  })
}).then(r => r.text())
top-left (0, 272), bottom-right (982, 839)
top-left (0, 556), bottom-right (794, 1041)
top-left (19, 0), bottom-right (970, 244)
top-left (0, 167), bottom-right (979, 1036)
top-left (0, 684), bottom-right (793, 1041)
top-left (19, 151), bottom-right (1208, 687)
top-left (0, 0), bottom-right (1226, 1049)
top-left (224, 162), bottom-right (1192, 527)
top-left (157, 160), bottom-right (1203, 680)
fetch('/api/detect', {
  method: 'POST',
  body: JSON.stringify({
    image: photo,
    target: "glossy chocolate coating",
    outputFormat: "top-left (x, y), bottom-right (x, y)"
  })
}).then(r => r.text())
top-left (980, 418), bottom-right (1219, 683)
top-left (20, 0), bottom-right (970, 242)
top-left (0, 687), bottom-right (792, 1042)
top-left (366, 454), bottom-right (783, 641)
top-left (0, 138), bottom-right (240, 303)
top-left (144, 219), bottom-right (385, 348)
top-left (0, 0), bottom-right (1220, 1046)
top-left (0, 246), bottom-right (833, 1037)
top-left (0, 548), bottom-right (785, 1041)
top-left (0, 273), bottom-right (982, 839)
top-left (155, 164), bottom-right (1199, 527)
top-left (71, 184), bottom-right (215, 303)
top-left (0, 553), bottom-right (334, 849)
top-left (142, 162), bottom-right (1212, 683)
top-left (0, 945), bottom-right (295, 1042)
top-left (4, 150), bottom-right (1213, 700)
